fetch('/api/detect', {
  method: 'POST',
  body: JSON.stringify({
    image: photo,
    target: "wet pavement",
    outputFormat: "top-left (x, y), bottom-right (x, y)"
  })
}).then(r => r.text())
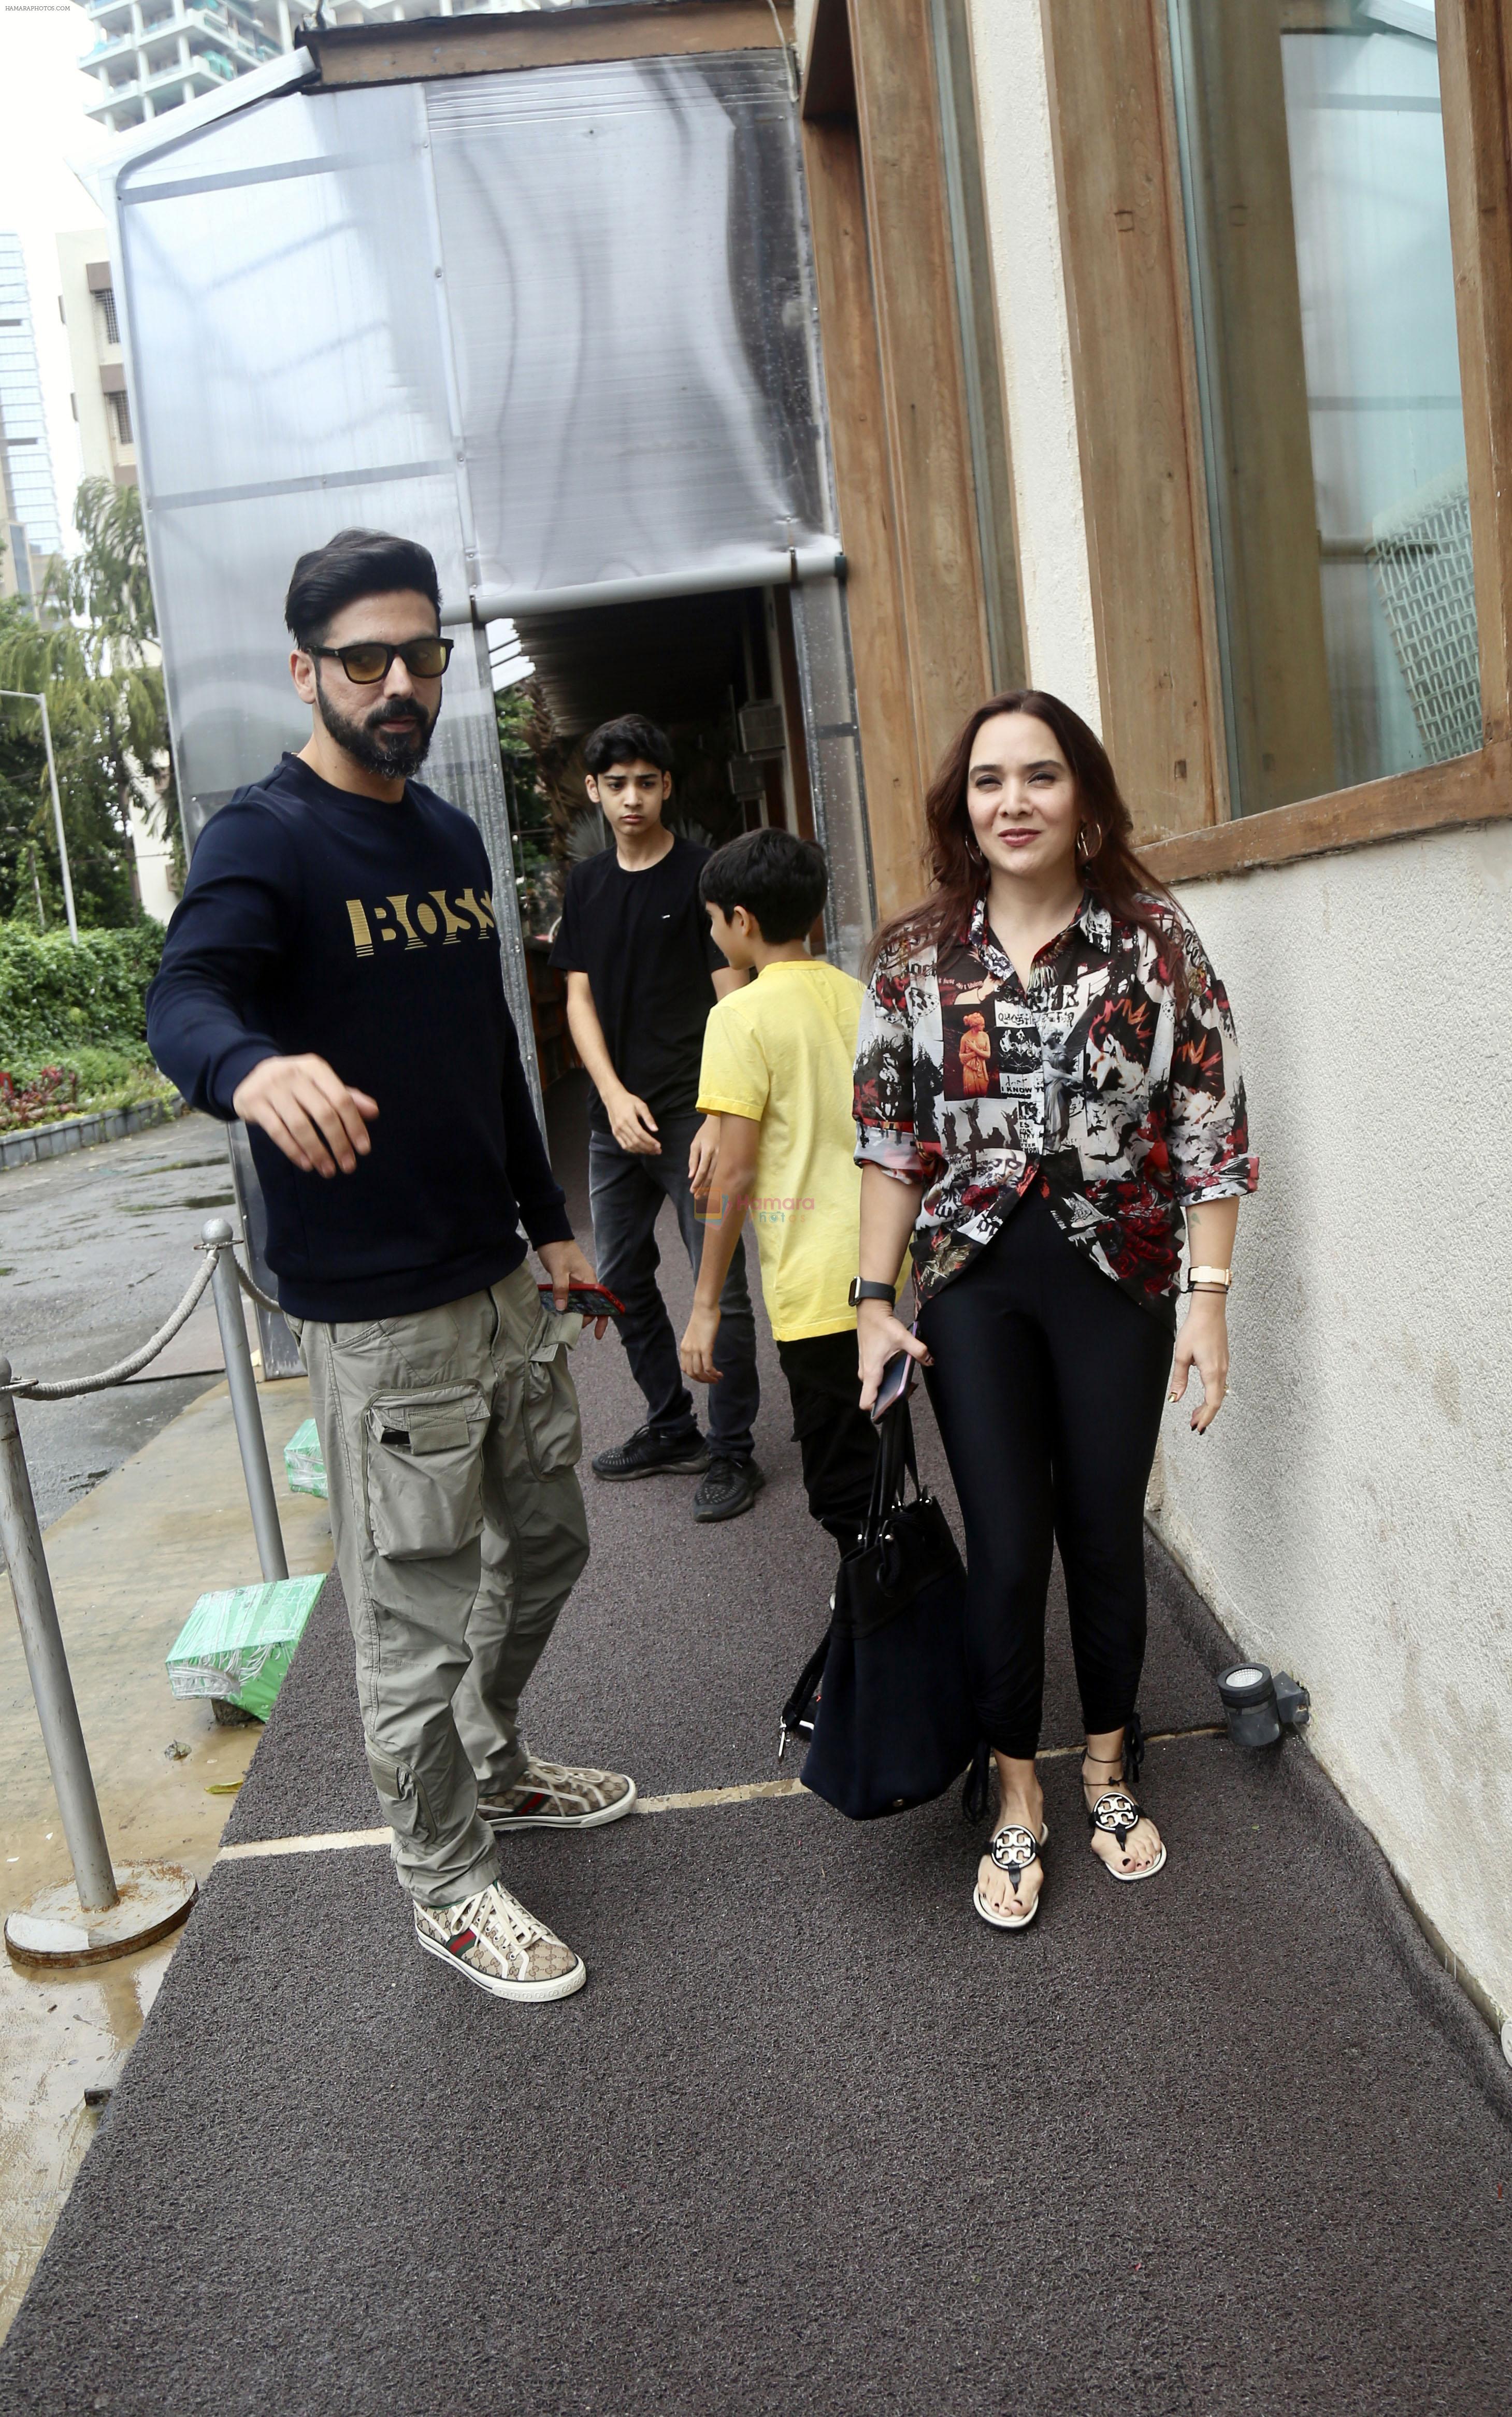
top-left (0, 1111), bottom-right (249, 1541)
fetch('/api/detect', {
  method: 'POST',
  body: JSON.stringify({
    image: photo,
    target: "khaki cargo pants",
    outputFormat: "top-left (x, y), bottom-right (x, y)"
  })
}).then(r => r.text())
top-left (294, 1260), bottom-right (591, 1907)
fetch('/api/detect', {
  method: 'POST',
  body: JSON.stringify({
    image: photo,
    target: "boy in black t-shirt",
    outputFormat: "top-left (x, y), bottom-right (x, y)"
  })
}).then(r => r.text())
top-left (550, 715), bottom-right (762, 1522)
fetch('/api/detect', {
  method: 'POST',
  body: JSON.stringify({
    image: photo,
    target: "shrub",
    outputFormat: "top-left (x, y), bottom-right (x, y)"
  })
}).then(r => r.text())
top-left (0, 1066), bottom-right (79, 1133)
top-left (0, 922), bottom-right (165, 1059)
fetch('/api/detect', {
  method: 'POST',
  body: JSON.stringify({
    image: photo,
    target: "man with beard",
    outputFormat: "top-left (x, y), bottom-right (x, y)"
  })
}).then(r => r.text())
top-left (147, 528), bottom-right (633, 2005)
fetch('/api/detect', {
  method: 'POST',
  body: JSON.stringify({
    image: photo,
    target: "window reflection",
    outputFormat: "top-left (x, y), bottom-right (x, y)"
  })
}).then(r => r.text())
top-left (1168, 0), bottom-right (1480, 816)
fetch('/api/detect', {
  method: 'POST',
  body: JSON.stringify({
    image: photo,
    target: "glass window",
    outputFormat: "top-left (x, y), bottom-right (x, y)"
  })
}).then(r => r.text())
top-left (1167, 0), bottom-right (1480, 817)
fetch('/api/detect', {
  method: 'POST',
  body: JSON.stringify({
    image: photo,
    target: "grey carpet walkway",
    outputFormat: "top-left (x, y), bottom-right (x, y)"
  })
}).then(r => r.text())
top-left (4, 1077), bottom-right (1509, 2413)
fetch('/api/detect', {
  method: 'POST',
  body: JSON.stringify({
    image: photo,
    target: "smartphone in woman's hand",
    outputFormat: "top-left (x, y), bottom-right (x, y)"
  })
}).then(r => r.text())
top-left (870, 1350), bottom-right (916, 1424)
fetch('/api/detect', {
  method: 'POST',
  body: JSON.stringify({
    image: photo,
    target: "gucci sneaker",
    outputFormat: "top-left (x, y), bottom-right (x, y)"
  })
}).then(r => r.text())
top-left (478, 1757), bottom-right (637, 1833)
top-left (413, 1880), bottom-right (586, 2002)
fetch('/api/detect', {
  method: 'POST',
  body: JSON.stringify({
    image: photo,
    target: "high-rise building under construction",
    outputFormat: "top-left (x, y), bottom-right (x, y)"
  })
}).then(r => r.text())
top-left (74, 0), bottom-right (554, 138)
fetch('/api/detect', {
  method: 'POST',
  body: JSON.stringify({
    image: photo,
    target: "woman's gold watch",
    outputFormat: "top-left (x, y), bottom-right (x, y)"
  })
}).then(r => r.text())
top-left (1185, 1265), bottom-right (1232, 1292)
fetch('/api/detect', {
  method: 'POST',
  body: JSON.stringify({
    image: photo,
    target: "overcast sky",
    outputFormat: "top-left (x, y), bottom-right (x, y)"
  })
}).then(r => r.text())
top-left (1, 1), bottom-right (114, 550)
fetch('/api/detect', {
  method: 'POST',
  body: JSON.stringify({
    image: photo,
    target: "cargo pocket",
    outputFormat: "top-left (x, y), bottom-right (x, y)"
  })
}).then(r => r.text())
top-left (521, 1335), bottom-right (583, 1478)
top-left (363, 1382), bottom-right (488, 1561)
top-left (365, 1742), bottom-right (437, 1844)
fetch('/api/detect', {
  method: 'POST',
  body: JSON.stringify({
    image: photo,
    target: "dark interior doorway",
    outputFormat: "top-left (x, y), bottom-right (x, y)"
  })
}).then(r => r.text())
top-left (497, 581), bottom-right (818, 1087)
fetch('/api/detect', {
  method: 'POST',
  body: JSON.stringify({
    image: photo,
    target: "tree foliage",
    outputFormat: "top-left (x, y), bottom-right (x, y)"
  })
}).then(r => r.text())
top-left (0, 480), bottom-right (176, 927)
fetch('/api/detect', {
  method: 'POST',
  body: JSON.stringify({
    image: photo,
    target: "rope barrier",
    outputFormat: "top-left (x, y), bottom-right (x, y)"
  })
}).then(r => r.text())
top-left (0, 1236), bottom-right (279, 1399)
top-left (236, 1261), bottom-right (283, 1319)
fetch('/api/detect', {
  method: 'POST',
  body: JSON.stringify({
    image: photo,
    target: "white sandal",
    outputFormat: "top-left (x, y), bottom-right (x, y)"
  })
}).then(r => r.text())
top-left (972, 1819), bottom-right (1048, 1931)
top-left (1083, 1725), bottom-right (1167, 1883)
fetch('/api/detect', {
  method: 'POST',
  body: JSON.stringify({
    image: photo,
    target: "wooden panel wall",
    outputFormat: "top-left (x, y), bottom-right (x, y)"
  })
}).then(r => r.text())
top-left (846, 0), bottom-right (993, 781)
top-left (801, 0), bottom-right (992, 920)
top-left (800, 111), bottom-right (924, 914)
top-left (1039, 0), bottom-right (1219, 843)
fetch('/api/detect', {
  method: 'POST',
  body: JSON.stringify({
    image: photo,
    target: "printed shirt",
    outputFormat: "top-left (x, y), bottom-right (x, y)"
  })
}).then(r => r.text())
top-left (852, 893), bottom-right (1257, 1324)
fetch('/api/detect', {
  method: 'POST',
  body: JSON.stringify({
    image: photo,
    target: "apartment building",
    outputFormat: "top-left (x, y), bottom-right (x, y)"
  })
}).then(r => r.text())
top-left (54, 231), bottom-right (174, 918)
top-left (56, 231), bottom-right (135, 494)
top-left (0, 236), bottom-right (62, 605)
top-left (75, 0), bottom-right (553, 136)
top-left (78, 0), bottom-right (282, 135)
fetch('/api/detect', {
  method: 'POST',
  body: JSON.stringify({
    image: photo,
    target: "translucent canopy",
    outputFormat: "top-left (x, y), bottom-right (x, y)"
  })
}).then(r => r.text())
top-left (99, 47), bottom-right (857, 1038)
top-left (428, 55), bottom-right (833, 612)
top-left (106, 52), bottom-right (834, 815)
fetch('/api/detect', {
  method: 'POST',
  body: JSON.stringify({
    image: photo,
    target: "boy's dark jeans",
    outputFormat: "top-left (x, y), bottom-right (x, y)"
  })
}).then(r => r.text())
top-left (776, 1328), bottom-right (880, 1555)
top-left (588, 1112), bottom-right (759, 1465)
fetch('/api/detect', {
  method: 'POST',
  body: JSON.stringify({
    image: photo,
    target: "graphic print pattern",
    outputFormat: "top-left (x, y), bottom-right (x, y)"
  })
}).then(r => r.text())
top-left (853, 894), bottom-right (1257, 1323)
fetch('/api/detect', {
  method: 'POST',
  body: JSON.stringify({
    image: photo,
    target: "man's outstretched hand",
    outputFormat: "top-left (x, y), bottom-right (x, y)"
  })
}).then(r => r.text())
top-left (538, 1238), bottom-right (611, 1339)
top-left (232, 1054), bottom-right (378, 1177)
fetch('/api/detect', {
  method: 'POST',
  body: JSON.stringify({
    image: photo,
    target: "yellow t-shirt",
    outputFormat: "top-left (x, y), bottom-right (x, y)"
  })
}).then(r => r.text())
top-left (697, 957), bottom-right (866, 1342)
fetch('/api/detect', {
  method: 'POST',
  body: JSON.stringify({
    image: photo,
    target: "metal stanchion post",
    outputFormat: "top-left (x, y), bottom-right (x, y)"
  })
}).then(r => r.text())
top-left (203, 1218), bottom-right (288, 1581)
top-left (0, 1365), bottom-right (117, 1911)
top-left (2, 1356), bottom-right (197, 1965)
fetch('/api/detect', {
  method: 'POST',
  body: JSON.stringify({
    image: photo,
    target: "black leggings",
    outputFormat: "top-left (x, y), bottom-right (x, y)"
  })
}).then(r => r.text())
top-left (917, 1187), bottom-right (1174, 1760)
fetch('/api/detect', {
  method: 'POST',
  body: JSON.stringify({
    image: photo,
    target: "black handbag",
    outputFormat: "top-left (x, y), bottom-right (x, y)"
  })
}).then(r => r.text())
top-left (781, 1400), bottom-right (984, 1821)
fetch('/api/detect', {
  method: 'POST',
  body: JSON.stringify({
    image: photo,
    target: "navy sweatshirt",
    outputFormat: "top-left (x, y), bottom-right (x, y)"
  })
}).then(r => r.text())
top-left (146, 753), bottom-right (572, 1323)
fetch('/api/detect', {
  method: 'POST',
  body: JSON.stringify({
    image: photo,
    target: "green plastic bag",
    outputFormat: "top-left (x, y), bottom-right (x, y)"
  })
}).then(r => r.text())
top-left (284, 1417), bottom-right (328, 1500)
top-left (165, 1574), bottom-right (324, 1723)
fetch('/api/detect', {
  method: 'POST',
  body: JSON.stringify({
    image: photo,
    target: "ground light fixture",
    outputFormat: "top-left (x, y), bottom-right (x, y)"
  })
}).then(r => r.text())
top-left (1217, 1663), bottom-right (1311, 1748)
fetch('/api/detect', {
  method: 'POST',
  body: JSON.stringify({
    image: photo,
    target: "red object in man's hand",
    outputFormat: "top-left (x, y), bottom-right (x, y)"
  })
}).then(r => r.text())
top-left (537, 1281), bottom-right (625, 1320)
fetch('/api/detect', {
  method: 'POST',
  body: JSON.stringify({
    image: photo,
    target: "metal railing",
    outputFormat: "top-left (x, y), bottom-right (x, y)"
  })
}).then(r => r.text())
top-left (2, 1220), bottom-right (291, 1963)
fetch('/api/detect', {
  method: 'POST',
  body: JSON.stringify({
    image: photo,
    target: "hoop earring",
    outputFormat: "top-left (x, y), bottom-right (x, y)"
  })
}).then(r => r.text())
top-left (964, 831), bottom-right (986, 869)
top-left (1076, 822), bottom-right (1103, 865)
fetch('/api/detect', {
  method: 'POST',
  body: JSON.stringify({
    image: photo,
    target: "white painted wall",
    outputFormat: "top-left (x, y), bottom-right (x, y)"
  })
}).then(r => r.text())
top-left (1153, 828), bottom-right (1512, 2022)
top-left (126, 792), bottom-right (177, 924)
top-left (963, 0), bottom-right (1100, 724)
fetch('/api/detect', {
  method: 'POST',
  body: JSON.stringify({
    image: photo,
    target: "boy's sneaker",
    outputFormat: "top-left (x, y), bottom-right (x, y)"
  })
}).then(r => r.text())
top-left (413, 1880), bottom-right (586, 2003)
top-left (478, 1757), bottom-right (637, 1832)
top-left (693, 1457), bottom-right (766, 1522)
top-left (592, 1423), bottom-right (710, 1480)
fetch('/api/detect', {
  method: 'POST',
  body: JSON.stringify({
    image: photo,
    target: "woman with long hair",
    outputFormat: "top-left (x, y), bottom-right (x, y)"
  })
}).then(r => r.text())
top-left (852, 692), bottom-right (1256, 1929)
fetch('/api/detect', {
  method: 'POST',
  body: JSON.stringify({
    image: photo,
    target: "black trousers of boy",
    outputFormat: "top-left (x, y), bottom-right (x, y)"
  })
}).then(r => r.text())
top-left (775, 1329), bottom-right (880, 1557)
top-left (916, 1185), bottom-right (1173, 1759)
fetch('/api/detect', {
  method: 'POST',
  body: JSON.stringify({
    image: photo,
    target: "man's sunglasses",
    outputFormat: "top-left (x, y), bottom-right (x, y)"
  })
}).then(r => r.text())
top-left (308, 637), bottom-right (454, 684)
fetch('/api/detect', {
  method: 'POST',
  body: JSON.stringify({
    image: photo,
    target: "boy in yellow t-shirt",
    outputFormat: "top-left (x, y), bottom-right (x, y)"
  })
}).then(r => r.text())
top-left (679, 827), bottom-right (881, 1556)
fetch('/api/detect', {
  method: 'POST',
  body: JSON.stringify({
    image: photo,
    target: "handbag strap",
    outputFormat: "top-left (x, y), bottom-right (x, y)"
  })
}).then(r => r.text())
top-left (781, 1630), bottom-right (831, 1736)
top-left (863, 1397), bottom-right (923, 1546)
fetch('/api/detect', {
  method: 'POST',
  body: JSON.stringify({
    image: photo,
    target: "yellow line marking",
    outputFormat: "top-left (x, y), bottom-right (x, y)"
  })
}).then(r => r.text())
top-left (213, 1729), bottom-right (1223, 1865)
top-left (220, 1826), bottom-right (389, 1860)
top-left (636, 1777), bottom-right (805, 1814)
